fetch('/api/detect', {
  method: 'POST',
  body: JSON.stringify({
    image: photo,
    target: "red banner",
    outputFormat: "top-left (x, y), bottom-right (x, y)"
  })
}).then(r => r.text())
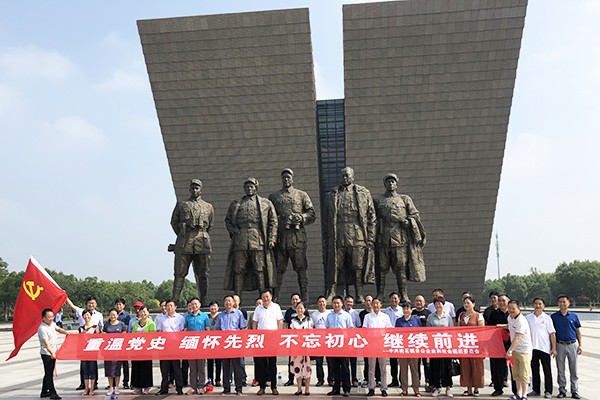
top-left (56, 326), bottom-right (506, 361)
top-left (7, 257), bottom-right (68, 360)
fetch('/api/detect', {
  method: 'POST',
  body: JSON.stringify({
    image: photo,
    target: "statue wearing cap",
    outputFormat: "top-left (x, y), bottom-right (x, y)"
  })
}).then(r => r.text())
top-left (224, 177), bottom-right (278, 297)
top-left (170, 179), bottom-right (214, 305)
top-left (268, 168), bottom-right (316, 302)
top-left (323, 167), bottom-right (376, 304)
top-left (373, 173), bottom-right (426, 302)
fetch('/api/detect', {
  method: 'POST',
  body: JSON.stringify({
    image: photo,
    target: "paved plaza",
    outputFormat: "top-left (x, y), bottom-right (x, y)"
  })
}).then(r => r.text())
top-left (1, 322), bottom-right (597, 399)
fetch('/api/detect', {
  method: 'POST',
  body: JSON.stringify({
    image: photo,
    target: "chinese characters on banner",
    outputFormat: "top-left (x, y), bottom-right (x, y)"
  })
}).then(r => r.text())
top-left (56, 326), bottom-right (507, 361)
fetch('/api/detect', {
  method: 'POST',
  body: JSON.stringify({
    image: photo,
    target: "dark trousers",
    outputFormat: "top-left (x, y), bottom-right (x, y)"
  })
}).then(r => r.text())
top-left (79, 361), bottom-right (98, 385)
top-left (181, 359), bottom-right (189, 385)
top-left (430, 358), bottom-right (453, 388)
top-left (41, 355), bottom-right (57, 395)
top-left (160, 360), bottom-right (183, 390)
top-left (316, 357), bottom-right (325, 382)
top-left (256, 357), bottom-right (277, 389)
top-left (327, 357), bottom-right (351, 393)
top-left (208, 358), bottom-right (222, 383)
top-left (389, 358), bottom-right (400, 383)
top-left (223, 358), bottom-right (244, 392)
top-left (531, 349), bottom-right (553, 394)
top-left (121, 361), bottom-right (129, 384)
top-left (491, 358), bottom-right (516, 394)
top-left (349, 357), bottom-right (358, 383)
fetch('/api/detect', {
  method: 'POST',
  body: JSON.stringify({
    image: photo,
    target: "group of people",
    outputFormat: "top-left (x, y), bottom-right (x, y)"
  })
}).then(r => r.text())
top-left (38, 288), bottom-right (583, 399)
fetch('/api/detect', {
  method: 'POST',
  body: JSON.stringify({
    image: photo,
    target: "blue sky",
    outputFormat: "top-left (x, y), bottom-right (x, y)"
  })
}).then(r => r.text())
top-left (1, 1), bottom-right (598, 284)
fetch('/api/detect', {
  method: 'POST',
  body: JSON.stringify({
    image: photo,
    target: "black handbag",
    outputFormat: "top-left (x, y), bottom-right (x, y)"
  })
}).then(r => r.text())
top-left (449, 359), bottom-right (461, 376)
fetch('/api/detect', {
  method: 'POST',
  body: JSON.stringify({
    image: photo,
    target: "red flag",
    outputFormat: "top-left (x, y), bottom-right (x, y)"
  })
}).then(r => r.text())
top-left (6, 257), bottom-right (68, 360)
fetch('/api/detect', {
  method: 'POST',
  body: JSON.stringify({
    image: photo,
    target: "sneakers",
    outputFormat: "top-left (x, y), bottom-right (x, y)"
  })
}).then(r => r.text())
top-left (557, 393), bottom-right (566, 399)
top-left (381, 390), bottom-right (388, 397)
top-left (316, 381), bottom-right (324, 387)
top-left (491, 390), bottom-right (504, 396)
top-left (528, 391), bottom-right (540, 397)
top-left (142, 388), bottom-right (150, 395)
top-left (361, 381), bottom-right (369, 388)
top-left (544, 393), bottom-right (552, 399)
top-left (445, 387), bottom-right (453, 397)
top-left (106, 387), bottom-right (114, 396)
top-left (367, 389), bottom-right (375, 397)
top-left (432, 388), bottom-right (440, 397)
top-left (572, 393), bottom-right (581, 399)
top-left (114, 387), bottom-right (120, 395)
top-left (132, 388), bottom-right (142, 395)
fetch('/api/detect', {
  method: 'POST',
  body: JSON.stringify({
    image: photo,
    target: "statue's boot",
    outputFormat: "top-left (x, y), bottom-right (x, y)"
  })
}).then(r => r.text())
top-left (257, 272), bottom-right (266, 293)
top-left (326, 284), bottom-right (336, 304)
top-left (298, 269), bottom-right (309, 304)
top-left (355, 269), bottom-right (365, 304)
top-left (195, 271), bottom-right (208, 306)
top-left (172, 276), bottom-right (184, 305)
top-left (397, 268), bottom-right (409, 303)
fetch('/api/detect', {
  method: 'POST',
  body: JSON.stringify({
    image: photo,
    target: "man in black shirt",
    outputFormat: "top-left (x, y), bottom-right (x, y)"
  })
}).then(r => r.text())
top-left (483, 290), bottom-right (499, 324)
top-left (283, 293), bottom-right (301, 386)
top-left (488, 294), bottom-right (516, 397)
top-left (411, 294), bottom-right (432, 391)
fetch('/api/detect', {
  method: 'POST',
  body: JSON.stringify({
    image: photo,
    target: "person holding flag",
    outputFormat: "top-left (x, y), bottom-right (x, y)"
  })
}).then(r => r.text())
top-left (39, 308), bottom-right (69, 399)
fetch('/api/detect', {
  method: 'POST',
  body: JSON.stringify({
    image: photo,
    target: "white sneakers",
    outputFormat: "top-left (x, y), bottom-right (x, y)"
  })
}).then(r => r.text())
top-left (446, 387), bottom-right (454, 397)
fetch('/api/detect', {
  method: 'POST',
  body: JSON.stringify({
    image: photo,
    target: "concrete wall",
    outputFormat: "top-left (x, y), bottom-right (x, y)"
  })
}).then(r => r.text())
top-left (138, 8), bottom-right (323, 305)
top-left (343, 0), bottom-right (527, 304)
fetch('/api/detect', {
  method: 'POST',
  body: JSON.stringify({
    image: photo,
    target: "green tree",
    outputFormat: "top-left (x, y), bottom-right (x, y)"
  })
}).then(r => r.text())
top-left (155, 279), bottom-right (198, 307)
top-left (554, 260), bottom-right (600, 306)
top-left (0, 271), bottom-right (24, 321)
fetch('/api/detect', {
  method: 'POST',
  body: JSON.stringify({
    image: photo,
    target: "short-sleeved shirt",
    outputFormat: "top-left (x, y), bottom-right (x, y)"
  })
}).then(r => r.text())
top-left (284, 308), bottom-right (298, 326)
top-left (117, 310), bottom-right (131, 328)
top-left (290, 316), bottom-right (313, 329)
top-left (526, 312), bottom-right (556, 354)
top-left (427, 301), bottom-right (456, 318)
top-left (508, 313), bottom-right (533, 354)
top-left (326, 310), bottom-right (355, 329)
top-left (185, 312), bottom-right (210, 332)
top-left (426, 311), bottom-right (454, 327)
top-left (395, 315), bottom-right (421, 328)
top-left (346, 308), bottom-right (361, 328)
top-left (104, 321), bottom-right (126, 334)
top-left (158, 313), bottom-right (185, 332)
top-left (74, 307), bottom-right (104, 328)
top-left (363, 311), bottom-right (392, 328)
top-left (311, 310), bottom-right (330, 329)
top-left (38, 321), bottom-right (58, 356)
top-left (411, 308), bottom-right (431, 327)
top-left (384, 306), bottom-right (402, 326)
top-left (253, 302), bottom-right (283, 330)
top-left (551, 311), bottom-right (581, 342)
top-left (215, 309), bottom-right (247, 331)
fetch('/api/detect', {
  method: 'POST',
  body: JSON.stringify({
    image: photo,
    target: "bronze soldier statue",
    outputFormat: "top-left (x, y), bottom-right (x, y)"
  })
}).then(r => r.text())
top-left (373, 173), bottom-right (426, 302)
top-left (224, 177), bottom-right (278, 298)
top-left (170, 179), bottom-right (214, 305)
top-left (268, 168), bottom-right (316, 302)
top-left (323, 167), bottom-right (376, 304)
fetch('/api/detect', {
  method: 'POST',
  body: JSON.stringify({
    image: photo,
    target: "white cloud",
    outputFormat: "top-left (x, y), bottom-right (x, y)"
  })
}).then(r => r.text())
top-left (0, 84), bottom-right (24, 118)
top-left (94, 67), bottom-right (149, 92)
top-left (37, 116), bottom-right (106, 153)
top-left (0, 45), bottom-right (75, 80)
top-left (53, 116), bottom-right (105, 144)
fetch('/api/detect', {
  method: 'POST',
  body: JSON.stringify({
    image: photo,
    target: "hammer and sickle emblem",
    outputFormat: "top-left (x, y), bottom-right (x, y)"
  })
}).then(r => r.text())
top-left (23, 281), bottom-right (44, 301)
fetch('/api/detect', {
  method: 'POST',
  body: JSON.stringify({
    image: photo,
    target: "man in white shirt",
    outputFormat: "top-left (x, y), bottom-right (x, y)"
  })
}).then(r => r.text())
top-left (526, 297), bottom-right (556, 398)
top-left (507, 300), bottom-right (533, 400)
top-left (426, 288), bottom-right (456, 318)
top-left (344, 295), bottom-right (361, 387)
top-left (311, 295), bottom-right (331, 387)
top-left (363, 298), bottom-right (391, 397)
top-left (383, 292), bottom-right (402, 387)
top-left (66, 296), bottom-right (103, 390)
top-left (156, 300), bottom-right (185, 395)
top-left (252, 289), bottom-right (283, 395)
top-left (39, 308), bottom-right (69, 399)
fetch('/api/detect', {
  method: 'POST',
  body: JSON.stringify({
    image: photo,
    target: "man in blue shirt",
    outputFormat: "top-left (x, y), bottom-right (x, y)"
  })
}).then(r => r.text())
top-left (325, 295), bottom-right (355, 396)
top-left (215, 295), bottom-right (248, 395)
top-left (551, 295), bottom-right (582, 399)
top-left (184, 298), bottom-right (211, 395)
